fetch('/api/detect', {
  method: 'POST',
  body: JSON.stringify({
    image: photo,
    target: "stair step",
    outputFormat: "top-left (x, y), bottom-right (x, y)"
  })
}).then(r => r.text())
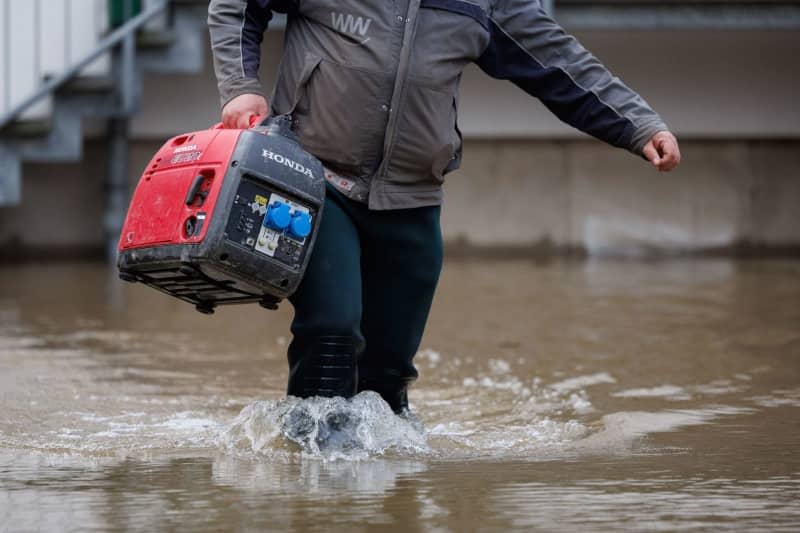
top-left (61, 76), bottom-right (115, 93)
top-left (2, 77), bottom-right (119, 139)
top-left (14, 106), bottom-right (83, 162)
top-left (0, 119), bottom-right (53, 138)
top-left (136, 30), bottom-right (177, 49)
top-left (96, 28), bottom-right (177, 49)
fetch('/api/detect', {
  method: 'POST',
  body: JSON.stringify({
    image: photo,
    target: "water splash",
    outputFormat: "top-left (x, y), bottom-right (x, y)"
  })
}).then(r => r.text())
top-left (426, 374), bottom-right (595, 456)
top-left (220, 392), bottom-right (429, 460)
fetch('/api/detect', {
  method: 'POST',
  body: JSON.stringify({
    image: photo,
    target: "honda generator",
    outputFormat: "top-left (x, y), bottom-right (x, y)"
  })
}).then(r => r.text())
top-left (117, 116), bottom-right (325, 314)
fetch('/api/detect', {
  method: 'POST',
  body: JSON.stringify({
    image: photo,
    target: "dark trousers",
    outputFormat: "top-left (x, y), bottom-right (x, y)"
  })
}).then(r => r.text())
top-left (287, 184), bottom-right (443, 410)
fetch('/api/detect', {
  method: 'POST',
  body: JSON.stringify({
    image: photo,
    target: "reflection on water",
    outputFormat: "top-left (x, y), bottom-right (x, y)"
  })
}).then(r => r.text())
top-left (1, 259), bottom-right (799, 531)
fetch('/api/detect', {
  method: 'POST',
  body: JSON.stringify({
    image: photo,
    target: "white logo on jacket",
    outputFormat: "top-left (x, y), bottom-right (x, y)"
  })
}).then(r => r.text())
top-left (331, 12), bottom-right (372, 43)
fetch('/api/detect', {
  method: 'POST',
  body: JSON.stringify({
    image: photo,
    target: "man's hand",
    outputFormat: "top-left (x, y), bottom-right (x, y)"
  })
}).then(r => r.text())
top-left (221, 93), bottom-right (269, 129)
top-left (642, 131), bottom-right (681, 172)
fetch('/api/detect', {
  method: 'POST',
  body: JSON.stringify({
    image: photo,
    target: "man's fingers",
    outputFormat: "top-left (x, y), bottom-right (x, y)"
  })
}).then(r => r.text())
top-left (221, 111), bottom-right (257, 129)
top-left (220, 94), bottom-right (269, 129)
top-left (222, 113), bottom-right (237, 129)
top-left (656, 137), bottom-right (681, 172)
top-left (643, 131), bottom-right (681, 172)
top-left (658, 151), bottom-right (678, 172)
top-left (236, 112), bottom-right (255, 129)
top-left (642, 141), bottom-right (661, 167)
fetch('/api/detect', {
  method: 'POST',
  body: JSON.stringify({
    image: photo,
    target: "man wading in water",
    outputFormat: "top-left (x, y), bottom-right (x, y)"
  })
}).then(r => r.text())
top-left (208, 0), bottom-right (681, 418)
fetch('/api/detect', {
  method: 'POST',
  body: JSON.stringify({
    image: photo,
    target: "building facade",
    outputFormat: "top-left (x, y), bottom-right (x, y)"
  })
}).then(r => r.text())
top-left (1, 1), bottom-right (799, 257)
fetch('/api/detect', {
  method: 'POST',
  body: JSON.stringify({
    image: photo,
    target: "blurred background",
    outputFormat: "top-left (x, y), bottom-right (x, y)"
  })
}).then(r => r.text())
top-left (2, 4), bottom-right (800, 529)
top-left (1, 0), bottom-right (798, 261)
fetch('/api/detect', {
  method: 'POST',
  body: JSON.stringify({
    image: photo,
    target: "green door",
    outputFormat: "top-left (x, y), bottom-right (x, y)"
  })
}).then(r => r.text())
top-left (109, 0), bottom-right (143, 27)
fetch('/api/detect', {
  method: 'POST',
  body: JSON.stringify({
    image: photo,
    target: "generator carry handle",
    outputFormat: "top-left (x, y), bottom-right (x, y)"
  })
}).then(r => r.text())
top-left (210, 114), bottom-right (295, 134)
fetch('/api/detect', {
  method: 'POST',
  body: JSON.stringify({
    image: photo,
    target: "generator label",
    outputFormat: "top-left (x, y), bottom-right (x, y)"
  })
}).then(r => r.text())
top-left (262, 149), bottom-right (315, 178)
top-left (173, 144), bottom-right (198, 153)
top-left (170, 151), bottom-right (202, 165)
top-left (254, 194), bottom-right (269, 205)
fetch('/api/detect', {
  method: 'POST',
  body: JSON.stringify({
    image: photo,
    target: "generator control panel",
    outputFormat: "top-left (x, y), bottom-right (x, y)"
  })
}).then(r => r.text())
top-left (224, 177), bottom-right (316, 271)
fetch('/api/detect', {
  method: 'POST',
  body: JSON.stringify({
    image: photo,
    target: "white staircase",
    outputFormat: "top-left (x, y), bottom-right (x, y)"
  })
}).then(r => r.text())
top-left (0, 0), bottom-right (208, 208)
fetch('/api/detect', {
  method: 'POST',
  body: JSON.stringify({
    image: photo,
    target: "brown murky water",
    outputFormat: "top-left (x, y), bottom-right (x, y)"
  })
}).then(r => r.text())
top-left (1, 259), bottom-right (799, 532)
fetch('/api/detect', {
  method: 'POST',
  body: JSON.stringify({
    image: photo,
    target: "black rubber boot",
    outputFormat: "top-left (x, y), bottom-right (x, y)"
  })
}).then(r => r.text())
top-left (316, 408), bottom-right (363, 451)
top-left (287, 335), bottom-right (358, 398)
top-left (358, 376), bottom-right (412, 414)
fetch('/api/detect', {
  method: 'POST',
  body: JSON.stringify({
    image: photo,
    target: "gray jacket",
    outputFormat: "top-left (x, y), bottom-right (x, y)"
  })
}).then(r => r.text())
top-left (208, 0), bottom-right (668, 210)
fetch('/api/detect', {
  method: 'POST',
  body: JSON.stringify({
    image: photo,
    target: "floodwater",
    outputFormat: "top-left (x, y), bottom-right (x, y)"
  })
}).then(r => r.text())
top-left (1, 259), bottom-right (799, 532)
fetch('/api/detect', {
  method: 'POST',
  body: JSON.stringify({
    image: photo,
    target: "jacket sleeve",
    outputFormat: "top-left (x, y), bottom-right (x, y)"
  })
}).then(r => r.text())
top-left (208, 0), bottom-right (294, 108)
top-left (476, 0), bottom-right (668, 155)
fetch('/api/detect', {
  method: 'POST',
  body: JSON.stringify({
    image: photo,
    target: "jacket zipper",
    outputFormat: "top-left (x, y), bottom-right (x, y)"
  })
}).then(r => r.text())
top-left (376, 0), bottom-right (421, 181)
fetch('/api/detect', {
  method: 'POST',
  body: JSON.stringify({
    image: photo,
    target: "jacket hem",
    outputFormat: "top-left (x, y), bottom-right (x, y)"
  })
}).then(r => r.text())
top-left (367, 185), bottom-right (444, 210)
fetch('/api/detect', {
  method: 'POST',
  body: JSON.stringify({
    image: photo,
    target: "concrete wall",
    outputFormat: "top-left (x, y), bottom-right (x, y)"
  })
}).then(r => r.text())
top-left (129, 30), bottom-right (800, 139)
top-left (1, 27), bottom-right (799, 257)
top-left (0, 142), bottom-right (109, 257)
top-left (444, 139), bottom-right (800, 255)
top-left (457, 30), bottom-right (800, 139)
top-left (1, 137), bottom-right (797, 258)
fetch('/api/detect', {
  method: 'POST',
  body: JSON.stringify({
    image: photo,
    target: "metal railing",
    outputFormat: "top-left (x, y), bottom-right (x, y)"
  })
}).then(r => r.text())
top-left (0, 0), bottom-right (168, 130)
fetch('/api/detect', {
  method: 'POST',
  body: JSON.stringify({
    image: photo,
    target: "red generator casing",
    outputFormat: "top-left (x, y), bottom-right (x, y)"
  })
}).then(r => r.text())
top-left (117, 116), bottom-right (326, 314)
